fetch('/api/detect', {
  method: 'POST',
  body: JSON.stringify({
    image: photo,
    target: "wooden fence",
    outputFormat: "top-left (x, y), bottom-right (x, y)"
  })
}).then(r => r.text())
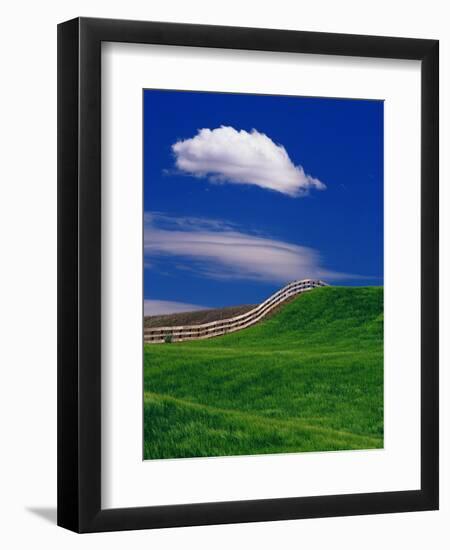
top-left (144, 279), bottom-right (328, 344)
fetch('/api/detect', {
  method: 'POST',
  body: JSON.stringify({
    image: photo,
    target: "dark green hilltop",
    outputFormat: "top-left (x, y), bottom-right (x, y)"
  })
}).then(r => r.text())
top-left (143, 286), bottom-right (384, 459)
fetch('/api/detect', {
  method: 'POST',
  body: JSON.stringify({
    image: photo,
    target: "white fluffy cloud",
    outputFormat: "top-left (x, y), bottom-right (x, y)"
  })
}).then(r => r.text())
top-left (172, 126), bottom-right (325, 197)
top-left (145, 214), bottom-right (352, 284)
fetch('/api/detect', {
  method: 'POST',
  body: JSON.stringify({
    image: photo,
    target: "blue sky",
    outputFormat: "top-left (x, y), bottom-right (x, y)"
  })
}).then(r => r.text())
top-left (143, 90), bottom-right (383, 315)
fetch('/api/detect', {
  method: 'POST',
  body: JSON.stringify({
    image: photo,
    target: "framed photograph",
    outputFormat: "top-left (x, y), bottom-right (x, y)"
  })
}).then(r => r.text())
top-left (57, 17), bottom-right (439, 532)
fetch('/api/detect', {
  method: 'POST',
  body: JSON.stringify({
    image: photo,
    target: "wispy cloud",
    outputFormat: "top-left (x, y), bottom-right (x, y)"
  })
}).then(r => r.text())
top-left (144, 299), bottom-right (208, 316)
top-left (145, 213), bottom-right (354, 284)
top-left (172, 126), bottom-right (326, 197)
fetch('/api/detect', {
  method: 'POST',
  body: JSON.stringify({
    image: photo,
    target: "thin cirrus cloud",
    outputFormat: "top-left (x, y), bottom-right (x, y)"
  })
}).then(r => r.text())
top-left (171, 126), bottom-right (326, 197)
top-left (145, 212), bottom-right (353, 284)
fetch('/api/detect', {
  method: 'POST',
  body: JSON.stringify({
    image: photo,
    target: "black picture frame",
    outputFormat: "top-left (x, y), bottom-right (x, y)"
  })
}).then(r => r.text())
top-left (57, 17), bottom-right (439, 533)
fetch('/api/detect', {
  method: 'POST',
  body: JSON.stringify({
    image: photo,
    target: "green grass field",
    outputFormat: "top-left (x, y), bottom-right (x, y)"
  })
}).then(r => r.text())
top-left (143, 286), bottom-right (384, 459)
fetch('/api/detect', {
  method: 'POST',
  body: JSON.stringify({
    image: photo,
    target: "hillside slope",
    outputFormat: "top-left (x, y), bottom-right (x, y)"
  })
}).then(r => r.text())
top-left (144, 286), bottom-right (384, 459)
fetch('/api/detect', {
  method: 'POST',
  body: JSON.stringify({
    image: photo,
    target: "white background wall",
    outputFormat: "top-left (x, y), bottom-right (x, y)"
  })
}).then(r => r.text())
top-left (0, 0), bottom-right (448, 548)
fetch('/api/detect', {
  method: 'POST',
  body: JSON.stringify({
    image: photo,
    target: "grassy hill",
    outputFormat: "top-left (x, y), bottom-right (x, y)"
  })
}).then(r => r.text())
top-left (143, 286), bottom-right (384, 459)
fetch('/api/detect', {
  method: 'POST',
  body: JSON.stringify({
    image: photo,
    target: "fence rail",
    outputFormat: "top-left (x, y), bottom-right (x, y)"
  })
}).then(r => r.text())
top-left (144, 279), bottom-right (328, 344)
